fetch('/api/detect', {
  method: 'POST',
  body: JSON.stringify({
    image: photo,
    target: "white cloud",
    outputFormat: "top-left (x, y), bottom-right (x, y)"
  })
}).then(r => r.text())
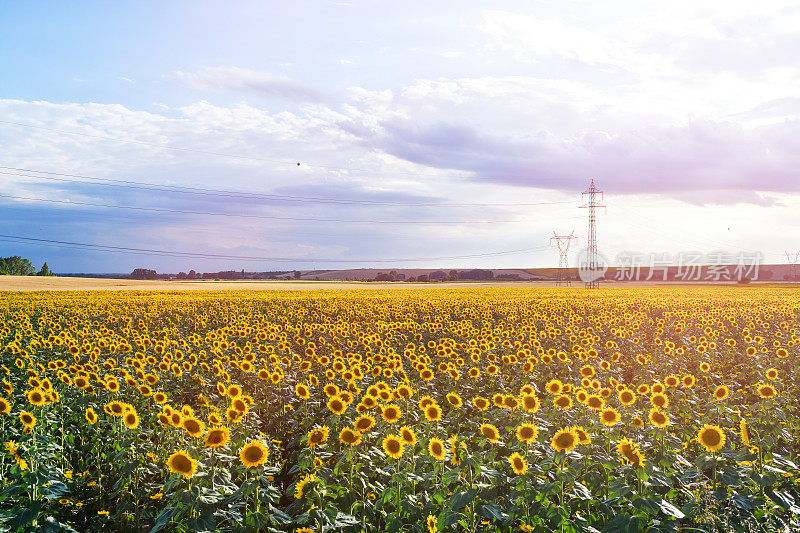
top-left (173, 66), bottom-right (327, 102)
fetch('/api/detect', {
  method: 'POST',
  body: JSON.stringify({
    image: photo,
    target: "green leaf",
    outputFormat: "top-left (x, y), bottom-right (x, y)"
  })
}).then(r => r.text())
top-left (601, 513), bottom-right (638, 533)
top-left (8, 500), bottom-right (42, 530)
top-left (449, 489), bottom-right (477, 512)
top-left (478, 502), bottom-right (507, 521)
top-left (633, 497), bottom-right (661, 515)
top-left (150, 507), bottom-right (177, 533)
top-left (766, 488), bottom-right (800, 513)
top-left (571, 481), bottom-right (592, 500)
top-left (658, 499), bottom-right (685, 519)
top-left (731, 492), bottom-right (756, 510)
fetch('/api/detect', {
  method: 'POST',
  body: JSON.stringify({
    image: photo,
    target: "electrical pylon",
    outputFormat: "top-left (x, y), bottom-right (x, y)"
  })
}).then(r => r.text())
top-left (580, 179), bottom-right (605, 289)
top-left (786, 251), bottom-right (800, 280)
top-left (551, 231), bottom-right (576, 286)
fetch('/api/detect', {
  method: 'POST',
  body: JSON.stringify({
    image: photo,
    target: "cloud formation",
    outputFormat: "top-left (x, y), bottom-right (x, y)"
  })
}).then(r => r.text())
top-left (174, 66), bottom-right (327, 103)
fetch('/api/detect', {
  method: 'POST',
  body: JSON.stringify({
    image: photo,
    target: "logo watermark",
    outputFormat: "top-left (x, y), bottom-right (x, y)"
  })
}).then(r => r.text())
top-left (576, 248), bottom-right (610, 283)
top-left (574, 251), bottom-right (763, 282)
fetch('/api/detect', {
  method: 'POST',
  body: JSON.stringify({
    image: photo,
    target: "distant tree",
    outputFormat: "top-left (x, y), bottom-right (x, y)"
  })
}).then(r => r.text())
top-left (417, 274), bottom-right (429, 282)
top-left (37, 262), bottom-right (54, 276)
top-left (188, 269), bottom-right (197, 279)
top-left (458, 269), bottom-right (494, 280)
top-left (130, 268), bottom-right (158, 280)
top-left (406, 276), bottom-right (417, 282)
top-left (0, 256), bottom-right (36, 276)
top-left (429, 270), bottom-right (446, 280)
top-left (176, 272), bottom-right (187, 280)
top-left (294, 270), bottom-right (302, 279)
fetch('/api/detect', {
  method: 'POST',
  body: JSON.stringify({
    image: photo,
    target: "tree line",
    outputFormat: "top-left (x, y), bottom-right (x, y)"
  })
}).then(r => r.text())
top-left (0, 256), bottom-right (54, 276)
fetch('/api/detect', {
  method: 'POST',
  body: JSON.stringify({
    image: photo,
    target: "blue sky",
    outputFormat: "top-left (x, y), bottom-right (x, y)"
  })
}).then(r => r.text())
top-left (2, 1), bottom-right (799, 273)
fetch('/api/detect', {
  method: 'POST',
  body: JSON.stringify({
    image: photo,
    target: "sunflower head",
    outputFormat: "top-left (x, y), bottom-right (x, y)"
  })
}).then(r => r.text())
top-left (399, 425), bottom-right (418, 445)
top-left (713, 385), bottom-right (729, 401)
top-left (516, 423), bottom-right (539, 443)
top-left (617, 438), bottom-right (644, 467)
top-left (648, 408), bottom-right (670, 428)
top-left (382, 435), bottom-right (404, 459)
top-left (381, 404), bottom-right (401, 423)
top-left (339, 428), bottom-right (362, 446)
top-left (204, 427), bottom-right (231, 448)
top-left (239, 440), bottom-right (269, 468)
top-left (599, 407), bottom-right (621, 427)
top-left (508, 452), bottom-right (528, 475)
top-left (123, 411), bottom-right (139, 429)
top-left (551, 428), bottom-right (579, 453)
top-left (479, 423), bottom-right (500, 443)
top-left (428, 438), bottom-right (447, 460)
top-left (167, 450), bottom-right (197, 479)
top-left (697, 424), bottom-right (726, 452)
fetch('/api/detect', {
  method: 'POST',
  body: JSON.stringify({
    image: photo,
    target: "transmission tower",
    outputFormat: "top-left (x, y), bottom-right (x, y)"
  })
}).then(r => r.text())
top-left (579, 179), bottom-right (605, 289)
top-left (551, 231), bottom-right (576, 286)
top-left (786, 251), bottom-right (800, 281)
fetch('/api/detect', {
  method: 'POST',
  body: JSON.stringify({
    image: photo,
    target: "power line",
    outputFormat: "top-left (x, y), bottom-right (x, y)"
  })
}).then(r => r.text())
top-left (0, 192), bottom-right (585, 225)
top-left (0, 166), bottom-right (578, 208)
top-left (0, 233), bottom-right (552, 263)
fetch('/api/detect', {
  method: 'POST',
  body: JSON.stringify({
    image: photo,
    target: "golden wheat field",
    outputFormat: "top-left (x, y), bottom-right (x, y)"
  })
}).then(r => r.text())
top-left (1, 287), bottom-right (799, 532)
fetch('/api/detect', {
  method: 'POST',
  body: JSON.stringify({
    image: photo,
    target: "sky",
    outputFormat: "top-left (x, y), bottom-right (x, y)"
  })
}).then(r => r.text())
top-left (1, 0), bottom-right (800, 273)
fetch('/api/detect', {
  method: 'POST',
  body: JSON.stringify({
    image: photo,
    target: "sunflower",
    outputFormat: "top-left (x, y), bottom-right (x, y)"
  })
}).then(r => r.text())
top-left (617, 438), bottom-right (644, 467)
top-left (354, 414), bottom-right (376, 432)
top-left (766, 368), bottom-right (778, 380)
top-left (399, 425), bottom-right (418, 446)
top-left (633, 417), bottom-right (644, 428)
top-left (123, 411), bottom-right (139, 429)
top-left (479, 423), bottom-right (500, 443)
top-left (740, 418), bottom-right (751, 447)
top-left (699, 362), bottom-right (711, 372)
top-left (428, 437), bottom-right (447, 460)
top-left (682, 374), bottom-right (696, 387)
top-left (757, 384), bottom-right (777, 399)
top-left (0, 397), bottom-right (11, 415)
top-left (520, 393), bottom-right (540, 413)
top-left (650, 392), bottom-right (669, 409)
top-left (307, 426), bottom-right (330, 448)
top-left (227, 384), bottom-right (242, 398)
top-left (516, 423), bottom-right (539, 444)
top-left (427, 513), bottom-right (438, 533)
top-left (446, 393), bottom-right (463, 408)
top-left (294, 473), bottom-right (317, 500)
top-left (339, 428), bottom-right (362, 446)
top-left (553, 395), bottom-right (573, 410)
top-left (239, 440), bottom-right (269, 468)
top-left (599, 407), bottom-right (621, 427)
top-left (618, 389), bottom-right (636, 406)
top-left (381, 404), bottom-right (402, 423)
top-left (648, 408), bottom-right (670, 428)
top-left (546, 379), bottom-right (563, 395)
top-left (697, 424), bottom-right (726, 452)
top-left (204, 427), bottom-right (231, 448)
top-left (327, 397), bottom-right (347, 415)
top-left (167, 450), bottom-right (197, 479)
top-left (572, 426), bottom-right (591, 445)
top-left (551, 428), bottom-right (579, 453)
top-left (424, 404), bottom-right (442, 421)
top-left (107, 401), bottom-right (125, 417)
top-left (712, 385), bottom-right (729, 401)
top-left (586, 395), bottom-right (604, 410)
top-left (85, 407), bottom-right (97, 424)
top-left (20, 411), bottom-right (36, 430)
top-left (382, 435), bottom-right (404, 459)
top-left (26, 389), bottom-right (46, 407)
top-left (183, 417), bottom-right (205, 438)
top-left (153, 392), bottom-right (167, 404)
top-left (508, 452), bottom-right (528, 475)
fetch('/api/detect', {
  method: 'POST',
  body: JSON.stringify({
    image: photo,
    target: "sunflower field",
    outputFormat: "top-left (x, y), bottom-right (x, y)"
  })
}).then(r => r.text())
top-left (1, 287), bottom-right (800, 532)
